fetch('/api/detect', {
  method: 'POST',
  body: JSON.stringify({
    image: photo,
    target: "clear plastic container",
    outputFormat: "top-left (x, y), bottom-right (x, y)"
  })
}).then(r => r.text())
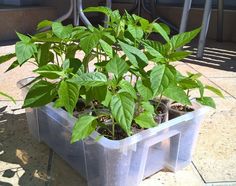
top-left (18, 78), bottom-right (208, 186)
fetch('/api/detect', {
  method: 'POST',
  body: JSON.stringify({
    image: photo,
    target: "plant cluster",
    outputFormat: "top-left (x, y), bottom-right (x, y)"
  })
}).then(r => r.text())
top-left (0, 7), bottom-right (223, 141)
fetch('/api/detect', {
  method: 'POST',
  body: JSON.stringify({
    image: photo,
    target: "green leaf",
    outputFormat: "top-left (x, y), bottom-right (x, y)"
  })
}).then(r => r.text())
top-left (37, 43), bottom-right (53, 67)
top-left (34, 64), bottom-right (63, 79)
top-left (83, 53), bottom-right (96, 71)
top-left (119, 40), bottom-right (148, 68)
top-left (196, 97), bottom-right (216, 108)
top-left (63, 58), bottom-right (82, 74)
top-left (99, 39), bottom-right (113, 58)
top-left (152, 23), bottom-right (170, 42)
top-left (55, 81), bottom-right (79, 114)
top-left (0, 53), bottom-right (16, 65)
top-left (132, 15), bottom-right (150, 31)
top-left (106, 55), bottom-right (129, 78)
top-left (52, 22), bottom-right (73, 39)
top-left (205, 85), bottom-right (224, 98)
top-left (23, 80), bottom-right (57, 108)
top-left (5, 60), bottom-right (19, 72)
top-left (65, 44), bottom-right (79, 59)
top-left (15, 41), bottom-right (37, 64)
top-left (37, 20), bottom-right (52, 30)
top-left (170, 27), bottom-right (201, 49)
top-left (141, 101), bottom-right (154, 113)
top-left (16, 32), bottom-right (31, 43)
top-left (144, 44), bottom-right (165, 62)
top-left (135, 112), bottom-right (156, 128)
top-left (150, 64), bottom-right (175, 96)
top-left (71, 115), bottom-right (98, 143)
top-left (143, 40), bottom-right (167, 56)
top-left (187, 72), bottom-right (202, 80)
top-left (31, 31), bottom-right (62, 43)
top-left (118, 79), bottom-right (137, 99)
top-left (0, 91), bottom-right (15, 103)
top-left (196, 80), bottom-right (204, 98)
top-left (136, 80), bottom-right (153, 101)
top-left (80, 32), bottom-right (101, 54)
top-left (87, 85), bottom-right (107, 102)
top-left (178, 78), bottom-right (199, 89)
top-left (102, 90), bottom-right (112, 107)
top-left (159, 23), bottom-right (170, 35)
top-left (83, 6), bottom-right (112, 16)
top-left (70, 72), bottom-right (107, 87)
top-left (163, 83), bottom-right (191, 105)
top-left (127, 25), bottom-right (143, 39)
top-left (167, 51), bottom-right (191, 62)
top-left (110, 92), bottom-right (135, 135)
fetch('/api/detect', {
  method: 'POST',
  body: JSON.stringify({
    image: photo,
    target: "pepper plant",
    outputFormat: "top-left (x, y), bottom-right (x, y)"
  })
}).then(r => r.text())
top-left (0, 7), bottom-right (222, 142)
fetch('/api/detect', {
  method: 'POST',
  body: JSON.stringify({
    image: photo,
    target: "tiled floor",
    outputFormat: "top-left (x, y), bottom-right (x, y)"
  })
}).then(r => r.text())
top-left (0, 40), bottom-right (236, 186)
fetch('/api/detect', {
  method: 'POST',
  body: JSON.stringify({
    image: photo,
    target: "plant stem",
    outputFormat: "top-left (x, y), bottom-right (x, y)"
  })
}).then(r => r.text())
top-left (112, 117), bottom-right (115, 140)
top-left (55, 54), bottom-right (60, 66)
top-left (155, 94), bottom-right (163, 114)
top-left (185, 90), bottom-right (190, 112)
top-left (130, 74), bottom-right (133, 84)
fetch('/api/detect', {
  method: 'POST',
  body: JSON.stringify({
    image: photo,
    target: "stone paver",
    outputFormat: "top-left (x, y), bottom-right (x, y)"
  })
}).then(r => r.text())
top-left (141, 164), bottom-right (204, 186)
top-left (193, 97), bottom-right (236, 182)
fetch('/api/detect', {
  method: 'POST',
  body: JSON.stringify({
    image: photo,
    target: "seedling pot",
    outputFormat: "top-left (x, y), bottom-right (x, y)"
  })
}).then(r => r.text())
top-left (169, 103), bottom-right (195, 120)
top-left (18, 78), bottom-right (208, 186)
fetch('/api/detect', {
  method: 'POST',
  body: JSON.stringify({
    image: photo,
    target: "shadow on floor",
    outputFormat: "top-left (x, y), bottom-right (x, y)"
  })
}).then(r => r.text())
top-left (0, 105), bottom-right (87, 186)
top-left (182, 45), bottom-right (236, 72)
top-left (0, 106), bottom-right (49, 186)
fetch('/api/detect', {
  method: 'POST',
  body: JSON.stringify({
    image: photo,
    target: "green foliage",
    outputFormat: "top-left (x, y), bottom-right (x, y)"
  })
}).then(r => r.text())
top-left (163, 83), bottom-right (191, 105)
top-left (0, 53), bottom-right (16, 65)
top-left (37, 20), bottom-right (52, 30)
top-left (52, 22), bottom-right (73, 39)
top-left (196, 97), bottom-right (216, 108)
top-left (110, 92), bottom-right (135, 135)
top-left (34, 64), bottom-right (63, 79)
top-left (106, 55), bottom-right (129, 79)
top-left (136, 80), bottom-right (153, 101)
top-left (70, 72), bottom-right (107, 87)
top-left (0, 7), bottom-right (221, 142)
top-left (15, 41), bottom-right (37, 64)
top-left (54, 81), bottom-right (80, 114)
top-left (23, 80), bottom-right (57, 108)
top-left (71, 115), bottom-right (98, 142)
top-left (150, 64), bottom-right (175, 96)
top-left (119, 40), bottom-right (148, 68)
top-left (118, 80), bottom-right (137, 99)
top-left (0, 91), bottom-right (15, 103)
top-left (170, 28), bottom-right (201, 50)
top-left (134, 112), bottom-right (156, 128)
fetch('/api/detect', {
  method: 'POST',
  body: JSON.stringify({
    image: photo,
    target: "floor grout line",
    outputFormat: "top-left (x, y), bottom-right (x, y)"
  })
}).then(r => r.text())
top-left (191, 161), bottom-right (207, 184)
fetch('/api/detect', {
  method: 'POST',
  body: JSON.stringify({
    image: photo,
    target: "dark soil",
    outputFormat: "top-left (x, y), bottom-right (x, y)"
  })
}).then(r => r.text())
top-left (97, 125), bottom-right (128, 140)
top-left (97, 123), bottom-right (146, 140)
top-left (171, 105), bottom-right (194, 112)
top-left (131, 123), bottom-right (144, 134)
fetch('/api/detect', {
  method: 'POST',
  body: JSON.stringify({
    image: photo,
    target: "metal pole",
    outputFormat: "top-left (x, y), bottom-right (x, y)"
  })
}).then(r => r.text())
top-left (74, 0), bottom-right (79, 26)
top-left (179, 0), bottom-right (192, 33)
top-left (217, 0), bottom-right (224, 42)
top-left (77, 0), bottom-right (92, 26)
top-left (56, 0), bottom-right (74, 22)
top-left (197, 0), bottom-right (212, 58)
top-left (104, 0), bottom-right (112, 27)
